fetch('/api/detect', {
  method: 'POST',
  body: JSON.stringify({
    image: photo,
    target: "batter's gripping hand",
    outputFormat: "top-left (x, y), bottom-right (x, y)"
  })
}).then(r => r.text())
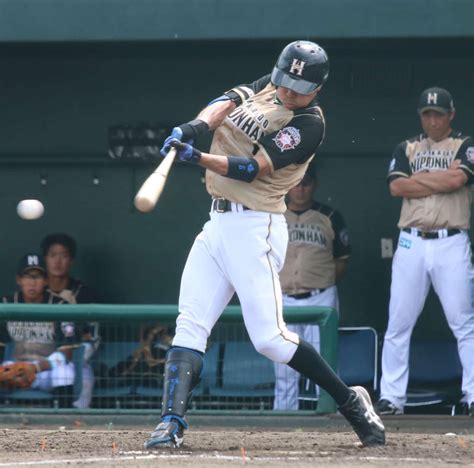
top-left (169, 139), bottom-right (202, 164)
top-left (160, 127), bottom-right (184, 157)
top-left (0, 362), bottom-right (38, 390)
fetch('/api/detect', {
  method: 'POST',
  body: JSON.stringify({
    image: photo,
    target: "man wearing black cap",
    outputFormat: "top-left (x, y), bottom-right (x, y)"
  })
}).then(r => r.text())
top-left (378, 87), bottom-right (474, 416)
top-left (0, 254), bottom-right (78, 405)
top-left (274, 164), bottom-right (351, 410)
top-left (3, 253), bottom-right (66, 305)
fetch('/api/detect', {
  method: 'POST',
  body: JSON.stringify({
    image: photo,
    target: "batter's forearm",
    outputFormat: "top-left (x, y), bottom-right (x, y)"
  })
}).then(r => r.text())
top-left (199, 153), bottom-right (229, 175)
top-left (197, 100), bottom-right (236, 131)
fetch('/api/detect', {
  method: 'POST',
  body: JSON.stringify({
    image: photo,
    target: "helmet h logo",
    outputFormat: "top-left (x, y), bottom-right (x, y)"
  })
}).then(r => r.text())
top-left (427, 92), bottom-right (438, 104)
top-left (289, 59), bottom-right (306, 76)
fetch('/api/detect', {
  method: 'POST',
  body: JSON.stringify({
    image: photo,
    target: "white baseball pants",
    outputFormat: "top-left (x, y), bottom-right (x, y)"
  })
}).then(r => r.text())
top-left (173, 207), bottom-right (300, 364)
top-left (380, 230), bottom-right (474, 407)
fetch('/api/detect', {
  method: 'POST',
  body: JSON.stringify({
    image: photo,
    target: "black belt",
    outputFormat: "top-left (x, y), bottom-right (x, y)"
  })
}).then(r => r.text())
top-left (211, 198), bottom-right (250, 213)
top-left (287, 289), bottom-right (327, 299)
top-left (402, 228), bottom-right (461, 239)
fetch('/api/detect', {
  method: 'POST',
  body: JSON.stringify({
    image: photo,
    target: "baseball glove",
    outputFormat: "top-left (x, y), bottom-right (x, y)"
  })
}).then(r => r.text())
top-left (0, 362), bottom-right (38, 390)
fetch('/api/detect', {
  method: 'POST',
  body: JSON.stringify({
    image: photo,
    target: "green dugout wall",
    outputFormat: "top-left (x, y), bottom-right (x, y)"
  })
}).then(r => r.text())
top-left (0, 1), bottom-right (473, 339)
top-left (0, 0), bottom-right (473, 41)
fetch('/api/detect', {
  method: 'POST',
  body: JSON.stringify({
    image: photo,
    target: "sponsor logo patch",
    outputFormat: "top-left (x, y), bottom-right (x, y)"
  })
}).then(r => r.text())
top-left (388, 158), bottom-right (395, 172)
top-left (273, 127), bottom-right (301, 152)
top-left (399, 238), bottom-right (412, 249)
top-left (466, 146), bottom-right (474, 163)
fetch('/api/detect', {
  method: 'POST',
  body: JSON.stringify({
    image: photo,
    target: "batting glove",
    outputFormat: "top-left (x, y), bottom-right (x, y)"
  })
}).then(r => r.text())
top-left (160, 127), bottom-right (183, 157)
top-left (169, 139), bottom-right (202, 164)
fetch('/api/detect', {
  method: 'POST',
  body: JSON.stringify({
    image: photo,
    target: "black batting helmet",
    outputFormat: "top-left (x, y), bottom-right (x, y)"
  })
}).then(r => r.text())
top-left (271, 41), bottom-right (329, 95)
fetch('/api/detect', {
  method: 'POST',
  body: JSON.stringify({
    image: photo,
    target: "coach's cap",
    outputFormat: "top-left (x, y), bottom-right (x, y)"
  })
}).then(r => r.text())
top-left (418, 87), bottom-right (454, 114)
top-left (17, 253), bottom-right (46, 276)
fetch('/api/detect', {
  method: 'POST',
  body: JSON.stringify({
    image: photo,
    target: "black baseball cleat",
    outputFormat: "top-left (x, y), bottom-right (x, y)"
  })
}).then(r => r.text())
top-left (144, 416), bottom-right (188, 449)
top-left (376, 398), bottom-right (403, 415)
top-left (338, 386), bottom-right (386, 447)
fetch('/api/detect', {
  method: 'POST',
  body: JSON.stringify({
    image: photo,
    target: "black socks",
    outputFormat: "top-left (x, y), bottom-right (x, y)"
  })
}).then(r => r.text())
top-left (287, 338), bottom-right (352, 406)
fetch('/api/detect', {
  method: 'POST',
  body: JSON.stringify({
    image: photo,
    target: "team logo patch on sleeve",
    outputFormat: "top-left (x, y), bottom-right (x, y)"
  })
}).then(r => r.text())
top-left (273, 127), bottom-right (301, 152)
top-left (339, 228), bottom-right (350, 247)
top-left (466, 147), bottom-right (474, 163)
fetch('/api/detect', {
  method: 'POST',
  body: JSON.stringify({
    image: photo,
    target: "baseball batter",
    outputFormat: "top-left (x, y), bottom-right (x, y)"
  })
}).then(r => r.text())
top-left (144, 41), bottom-right (385, 449)
top-left (378, 87), bottom-right (474, 416)
top-left (274, 166), bottom-right (351, 410)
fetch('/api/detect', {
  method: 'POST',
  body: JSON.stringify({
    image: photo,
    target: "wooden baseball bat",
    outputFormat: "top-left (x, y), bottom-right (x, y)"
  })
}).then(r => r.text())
top-left (134, 147), bottom-right (177, 212)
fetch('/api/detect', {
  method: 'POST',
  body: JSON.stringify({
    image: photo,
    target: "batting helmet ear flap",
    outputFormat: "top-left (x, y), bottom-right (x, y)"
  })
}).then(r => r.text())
top-left (271, 41), bottom-right (329, 95)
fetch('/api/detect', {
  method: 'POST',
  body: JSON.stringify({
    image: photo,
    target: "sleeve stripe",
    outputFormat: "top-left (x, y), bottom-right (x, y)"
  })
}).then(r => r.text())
top-left (387, 171), bottom-right (409, 179)
top-left (237, 86), bottom-right (254, 99)
top-left (459, 163), bottom-right (473, 175)
top-left (231, 86), bottom-right (254, 103)
top-left (229, 88), bottom-right (246, 104)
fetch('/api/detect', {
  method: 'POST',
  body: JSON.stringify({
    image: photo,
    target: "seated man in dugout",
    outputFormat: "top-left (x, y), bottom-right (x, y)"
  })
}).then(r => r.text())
top-left (0, 253), bottom-right (79, 406)
top-left (40, 233), bottom-right (101, 409)
top-left (40, 233), bottom-right (98, 304)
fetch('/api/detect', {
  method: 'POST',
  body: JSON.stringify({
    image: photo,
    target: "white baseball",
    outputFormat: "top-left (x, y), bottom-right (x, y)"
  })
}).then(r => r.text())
top-left (16, 199), bottom-right (44, 220)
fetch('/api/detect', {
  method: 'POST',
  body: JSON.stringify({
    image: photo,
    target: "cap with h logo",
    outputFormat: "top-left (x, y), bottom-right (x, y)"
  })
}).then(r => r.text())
top-left (418, 87), bottom-right (454, 114)
top-left (17, 253), bottom-right (46, 276)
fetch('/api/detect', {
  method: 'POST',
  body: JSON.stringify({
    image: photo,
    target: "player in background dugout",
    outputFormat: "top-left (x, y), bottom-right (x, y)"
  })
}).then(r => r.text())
top-left (142, 40), bottom-right (384, 449)
top-left (274, 164), bottom-right (351, 410)
top-left (41, 233), bottom-right (98, 304)
top-left (0, 254), bottom-right (78, 406)
top-left (41, 233), bottom-right (100, 409)
top-left (377, 87), bottom-right (474, 417)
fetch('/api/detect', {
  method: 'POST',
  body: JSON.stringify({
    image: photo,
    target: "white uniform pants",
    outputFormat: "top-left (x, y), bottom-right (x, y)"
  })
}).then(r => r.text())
top-left (73, 363), bottom-right (95, 409)
top-left (173, 208), bottom-right (300, 364)
top-left (273, 286), bottom-right (339, 410)
top-left (34, 351), bottom-right (75, 390)
top-left (4, 351), bottom-right (75, 391)
top-left (380, 230), bottom-right (474, 407)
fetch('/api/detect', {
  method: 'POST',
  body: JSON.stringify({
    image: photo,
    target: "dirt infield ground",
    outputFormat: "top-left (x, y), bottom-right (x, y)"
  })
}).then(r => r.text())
top-left (0, 414), bottom-right (472, 467)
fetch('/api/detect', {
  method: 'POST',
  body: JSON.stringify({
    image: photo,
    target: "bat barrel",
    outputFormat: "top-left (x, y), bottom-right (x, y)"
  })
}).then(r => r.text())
top-left (134, 148), bottom-right (177, 212)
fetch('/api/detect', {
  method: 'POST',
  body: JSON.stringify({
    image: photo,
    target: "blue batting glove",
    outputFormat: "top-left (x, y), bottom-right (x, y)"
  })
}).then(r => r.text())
top-left (168, 139), bottom-right (202, 164)
top-left (160, 127), bottom-right (183, 157)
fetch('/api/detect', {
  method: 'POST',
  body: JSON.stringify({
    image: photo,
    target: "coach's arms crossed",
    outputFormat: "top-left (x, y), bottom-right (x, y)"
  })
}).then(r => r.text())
top-left (389, 160), bottom-right (467, 199)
